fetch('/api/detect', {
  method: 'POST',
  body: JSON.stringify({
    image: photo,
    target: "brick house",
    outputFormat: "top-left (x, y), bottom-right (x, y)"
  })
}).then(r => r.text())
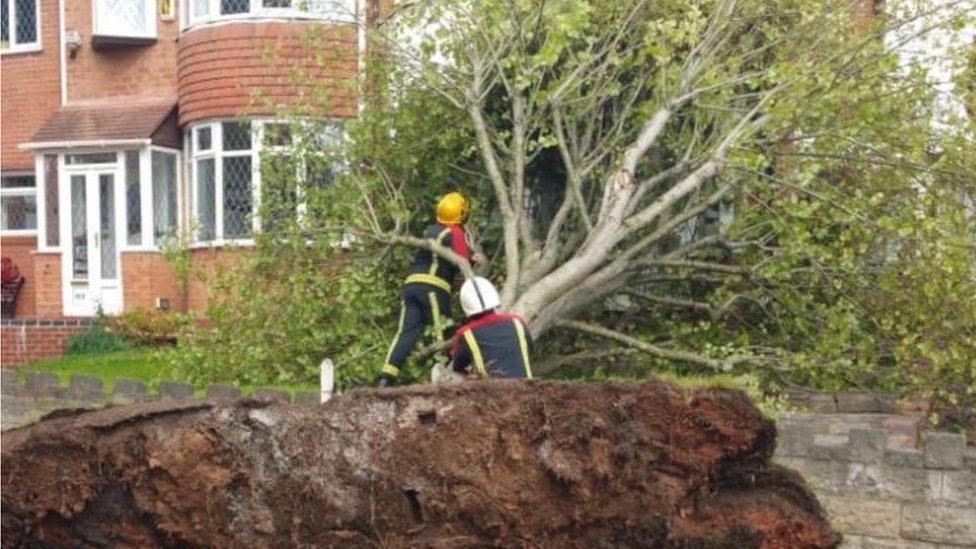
top-left (1, 0), bottom-right (365, 364)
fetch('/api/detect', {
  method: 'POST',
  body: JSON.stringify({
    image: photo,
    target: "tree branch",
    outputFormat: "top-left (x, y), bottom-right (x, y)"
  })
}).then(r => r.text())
top-left (555, 319), bottom-right (757, 371)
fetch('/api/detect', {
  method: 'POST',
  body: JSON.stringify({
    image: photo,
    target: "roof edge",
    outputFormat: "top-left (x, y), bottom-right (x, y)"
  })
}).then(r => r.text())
top-left (19, 138), bottom-right (153, 151)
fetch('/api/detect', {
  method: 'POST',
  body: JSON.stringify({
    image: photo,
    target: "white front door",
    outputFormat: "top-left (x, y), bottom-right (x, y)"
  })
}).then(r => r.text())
top-left (62, 170), bottom-right (123, 316)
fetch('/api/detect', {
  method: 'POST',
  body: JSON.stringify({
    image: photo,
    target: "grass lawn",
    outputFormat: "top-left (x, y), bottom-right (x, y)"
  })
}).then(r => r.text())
top-left (19, 347), bottom-right (318, 396)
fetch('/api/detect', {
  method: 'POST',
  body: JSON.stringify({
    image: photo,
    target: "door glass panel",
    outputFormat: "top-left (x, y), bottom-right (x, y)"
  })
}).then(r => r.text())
top-left (71, 175), bottom-right (88, 279)
top-left (99, 174), bottom-right (117, 279)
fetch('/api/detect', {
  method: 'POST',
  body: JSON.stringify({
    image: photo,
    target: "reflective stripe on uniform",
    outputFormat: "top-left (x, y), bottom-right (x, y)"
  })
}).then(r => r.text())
top-left (428, 227), bottom-right (453, 276)
top-left (382, 303), bottom-right (407, 372)
top-left (463, 330), bottom-right (486, 376)
top-left (513, 319), bottom-right (532, 379)
top-left (381, 363), bottom-right (400, 376)
top-left (405, 273), bottom-right (451, 292)
top-left (428, 292), bottom-right (446, 343)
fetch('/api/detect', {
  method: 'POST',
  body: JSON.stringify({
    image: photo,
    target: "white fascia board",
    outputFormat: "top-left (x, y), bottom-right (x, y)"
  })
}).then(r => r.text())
top-left (19, 138), bottom-right (152, 150)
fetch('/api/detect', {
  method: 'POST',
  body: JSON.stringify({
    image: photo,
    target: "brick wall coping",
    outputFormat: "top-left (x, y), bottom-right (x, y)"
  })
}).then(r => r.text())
top-left (1, 318), bottom-right (94, 328)
top-left (1, 370), bottom-right (316, 410)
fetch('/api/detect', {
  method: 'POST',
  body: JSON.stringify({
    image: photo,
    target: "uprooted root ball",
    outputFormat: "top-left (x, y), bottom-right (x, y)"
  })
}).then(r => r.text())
top-left (1, 379), bottom-right (838, 548)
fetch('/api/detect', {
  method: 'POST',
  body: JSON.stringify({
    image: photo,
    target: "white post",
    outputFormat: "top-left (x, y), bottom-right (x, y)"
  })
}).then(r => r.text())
top-left (320, 358), bottom-right (335, 404)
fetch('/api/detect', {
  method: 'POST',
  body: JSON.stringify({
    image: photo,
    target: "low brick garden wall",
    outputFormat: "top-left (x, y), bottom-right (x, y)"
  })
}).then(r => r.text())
top-left (0, 318), bottom-right (91, 367)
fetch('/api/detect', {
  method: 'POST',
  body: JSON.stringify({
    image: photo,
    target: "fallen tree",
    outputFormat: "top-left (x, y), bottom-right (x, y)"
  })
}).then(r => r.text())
top-left (2, 380), bottom-right (838, 547)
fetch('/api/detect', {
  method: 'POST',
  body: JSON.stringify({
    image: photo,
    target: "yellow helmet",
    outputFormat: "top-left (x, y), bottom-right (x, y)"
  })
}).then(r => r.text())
top-left (436, 191), bottom-right (469, 225)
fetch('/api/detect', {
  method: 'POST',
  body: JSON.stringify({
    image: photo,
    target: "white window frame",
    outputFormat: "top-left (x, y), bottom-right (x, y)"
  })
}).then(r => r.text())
top-left (120, 146), bottom-right (182, 251)
top-left (92, 0), bottom-right (158, 41)
top-left (188, 118), bottom-right (344, 247)
top-left (1, 0), bottom-right (42, 55)
top-left (189, 120), bottom-right (259, 247)
top-left (0, 171), bottom-right (38, 236)
top-left (181, 0), bottom-right (355, 30)
top-left (148, 146), bottom-right (181, 248)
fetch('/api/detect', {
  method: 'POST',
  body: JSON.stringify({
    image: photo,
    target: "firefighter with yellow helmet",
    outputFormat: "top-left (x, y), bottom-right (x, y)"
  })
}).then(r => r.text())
top-left (378, 191), bottom-right (483, 387)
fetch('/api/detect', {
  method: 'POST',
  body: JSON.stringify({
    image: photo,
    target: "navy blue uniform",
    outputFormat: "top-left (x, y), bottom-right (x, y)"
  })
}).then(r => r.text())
top-left (382, 223), bottom-right (473, 378)
top-left (452, 311), bottom-right (534, 379)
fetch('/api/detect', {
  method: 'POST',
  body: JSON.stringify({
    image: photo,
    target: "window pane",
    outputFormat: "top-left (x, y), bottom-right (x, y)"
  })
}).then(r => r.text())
top-left (1, 175), bottom-right (34, 188)
top-left (71, 175), bottom-right (88, 278)
top-left (14, 0), bottom-right (36, 44)
top-left (45, 155), bottom-right (59, 246)
top-left (220, 0), bottom-right (248, 15)
top-left (152, 151), bottom-right (178, 245)
top-left (261, 154), bottom-right (297, 231)
top-left (1, 195), bottom-right (37, 230)
top-left (222, 121), bottom-right (251, 151)
top-left (305, 161), bottom-right (334, 189)
top-left (262, 123), bottom-right (292, 147)
top-left (223, 156), bottom-right (252, 238)
top-left (96, 0), bottom-right (149, 37)
top-left (125, 151), bottom-right (142, 246)
top-left (197, 159), bottom-right (216, 241)
top-left (263, 0), bottom-right (290, 8)
top-left (2, 0), bottom-right (9, 45)
top-left (192, 0), bottom-right (208, 17)
top-left (196, 126), bottom-right (211, 151)
top-left (66, 153), bottom-right (117, 165)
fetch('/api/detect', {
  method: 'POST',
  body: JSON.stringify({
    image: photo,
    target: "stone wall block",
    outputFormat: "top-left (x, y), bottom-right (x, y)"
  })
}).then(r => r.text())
top-left (206, 384), bottom-right (241, 400)
top-left (860, 536), bottom-right (939, 549)
top-left (68, 375), bottom-right (103, 399)
top-left (25, 372), bottom-right (59, 397)
top-left (159, 381), bottom-right (194, 400)
top-left (885, 448), bottom-right (923, 469)
top-left (850, 428), bottom-right (887, 463)
top-left (923, 433), bottom-right (965, 470)
top-left (811, 435), bottom-right (850, 461)
top-left (252, 388), bottom-right (291, 403)
top-left (940, 470), bottom-right (976, 508)
top-left (1, 370), bottom-right (20, 395)
top-left (820, 496), bottom-right (901, 538)
top-left (293, 391), bottom-right (320, 406)
top-left (777, 421), bottom-right (815, 457)
top-left (900, 504), bottom-right (976, 546)
top-left (113, 379), bottom-right (148, 401)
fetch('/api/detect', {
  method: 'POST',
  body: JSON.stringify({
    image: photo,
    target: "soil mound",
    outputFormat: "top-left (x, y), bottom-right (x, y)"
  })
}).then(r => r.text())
top-left (1, 379), bottom-right (838, 547)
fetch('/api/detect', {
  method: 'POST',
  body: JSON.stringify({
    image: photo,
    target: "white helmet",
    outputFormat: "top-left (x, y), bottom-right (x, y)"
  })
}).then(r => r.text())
top-left (460, 277), bottom-right (501, 317)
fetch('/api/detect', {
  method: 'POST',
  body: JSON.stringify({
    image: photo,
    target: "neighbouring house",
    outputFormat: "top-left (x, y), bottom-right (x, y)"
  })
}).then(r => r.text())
top-left (1, 0), bottom-right (375, 365)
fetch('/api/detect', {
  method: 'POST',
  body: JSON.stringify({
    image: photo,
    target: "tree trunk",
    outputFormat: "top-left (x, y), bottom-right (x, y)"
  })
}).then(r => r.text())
top-left (2, 380), bottom-right (838, 548)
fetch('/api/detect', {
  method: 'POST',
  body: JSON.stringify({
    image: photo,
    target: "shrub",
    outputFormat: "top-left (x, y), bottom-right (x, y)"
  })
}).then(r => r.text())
top-left (66, 315), bottom-right (131, 355)
top-left (109, 309), bottom-right (192, 346)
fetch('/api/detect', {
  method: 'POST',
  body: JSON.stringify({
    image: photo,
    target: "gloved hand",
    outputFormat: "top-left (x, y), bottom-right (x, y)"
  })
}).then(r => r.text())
top-left (377, 375), bottom-right (396, 388)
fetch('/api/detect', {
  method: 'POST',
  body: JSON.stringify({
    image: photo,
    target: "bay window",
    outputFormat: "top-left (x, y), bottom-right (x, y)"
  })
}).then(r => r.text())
top-left (1, 174), bottom-right (37, 234)
top-left (191, 121), bottom-right (255, 242)
top-left (1, 0), bottom-right (40, 53)
top-left (183, 0), bottom-right (354, 27)
top-left (189, 119), bottom-right (342, 243)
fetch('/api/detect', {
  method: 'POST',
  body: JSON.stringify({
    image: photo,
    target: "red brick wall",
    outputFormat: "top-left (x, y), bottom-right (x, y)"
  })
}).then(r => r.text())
top-left (177, 21), bottom-right (358, 126)
top-left (0, 320), bottom-right (87, 367)
top-left (1, 236), bottom-right (38, 317)
top-left (185, 247), bottom-right (250, 311)
top-left (31, 252), bottom-right (62, 317)
top-left (64, 0), bottom-right (180, 101)
top-left (121, 251), bottom-right (186, 313)
top-left (0, 0), bottom-right (61, 170)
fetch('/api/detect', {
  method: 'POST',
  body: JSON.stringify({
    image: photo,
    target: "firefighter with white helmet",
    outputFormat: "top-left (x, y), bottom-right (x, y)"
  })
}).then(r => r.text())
top-left (451, 277), bottom-right (534, 379)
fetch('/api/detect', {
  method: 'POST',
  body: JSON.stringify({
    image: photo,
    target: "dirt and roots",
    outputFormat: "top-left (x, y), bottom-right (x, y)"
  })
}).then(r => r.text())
top-left (1, 379), bottom-right (838, 548)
